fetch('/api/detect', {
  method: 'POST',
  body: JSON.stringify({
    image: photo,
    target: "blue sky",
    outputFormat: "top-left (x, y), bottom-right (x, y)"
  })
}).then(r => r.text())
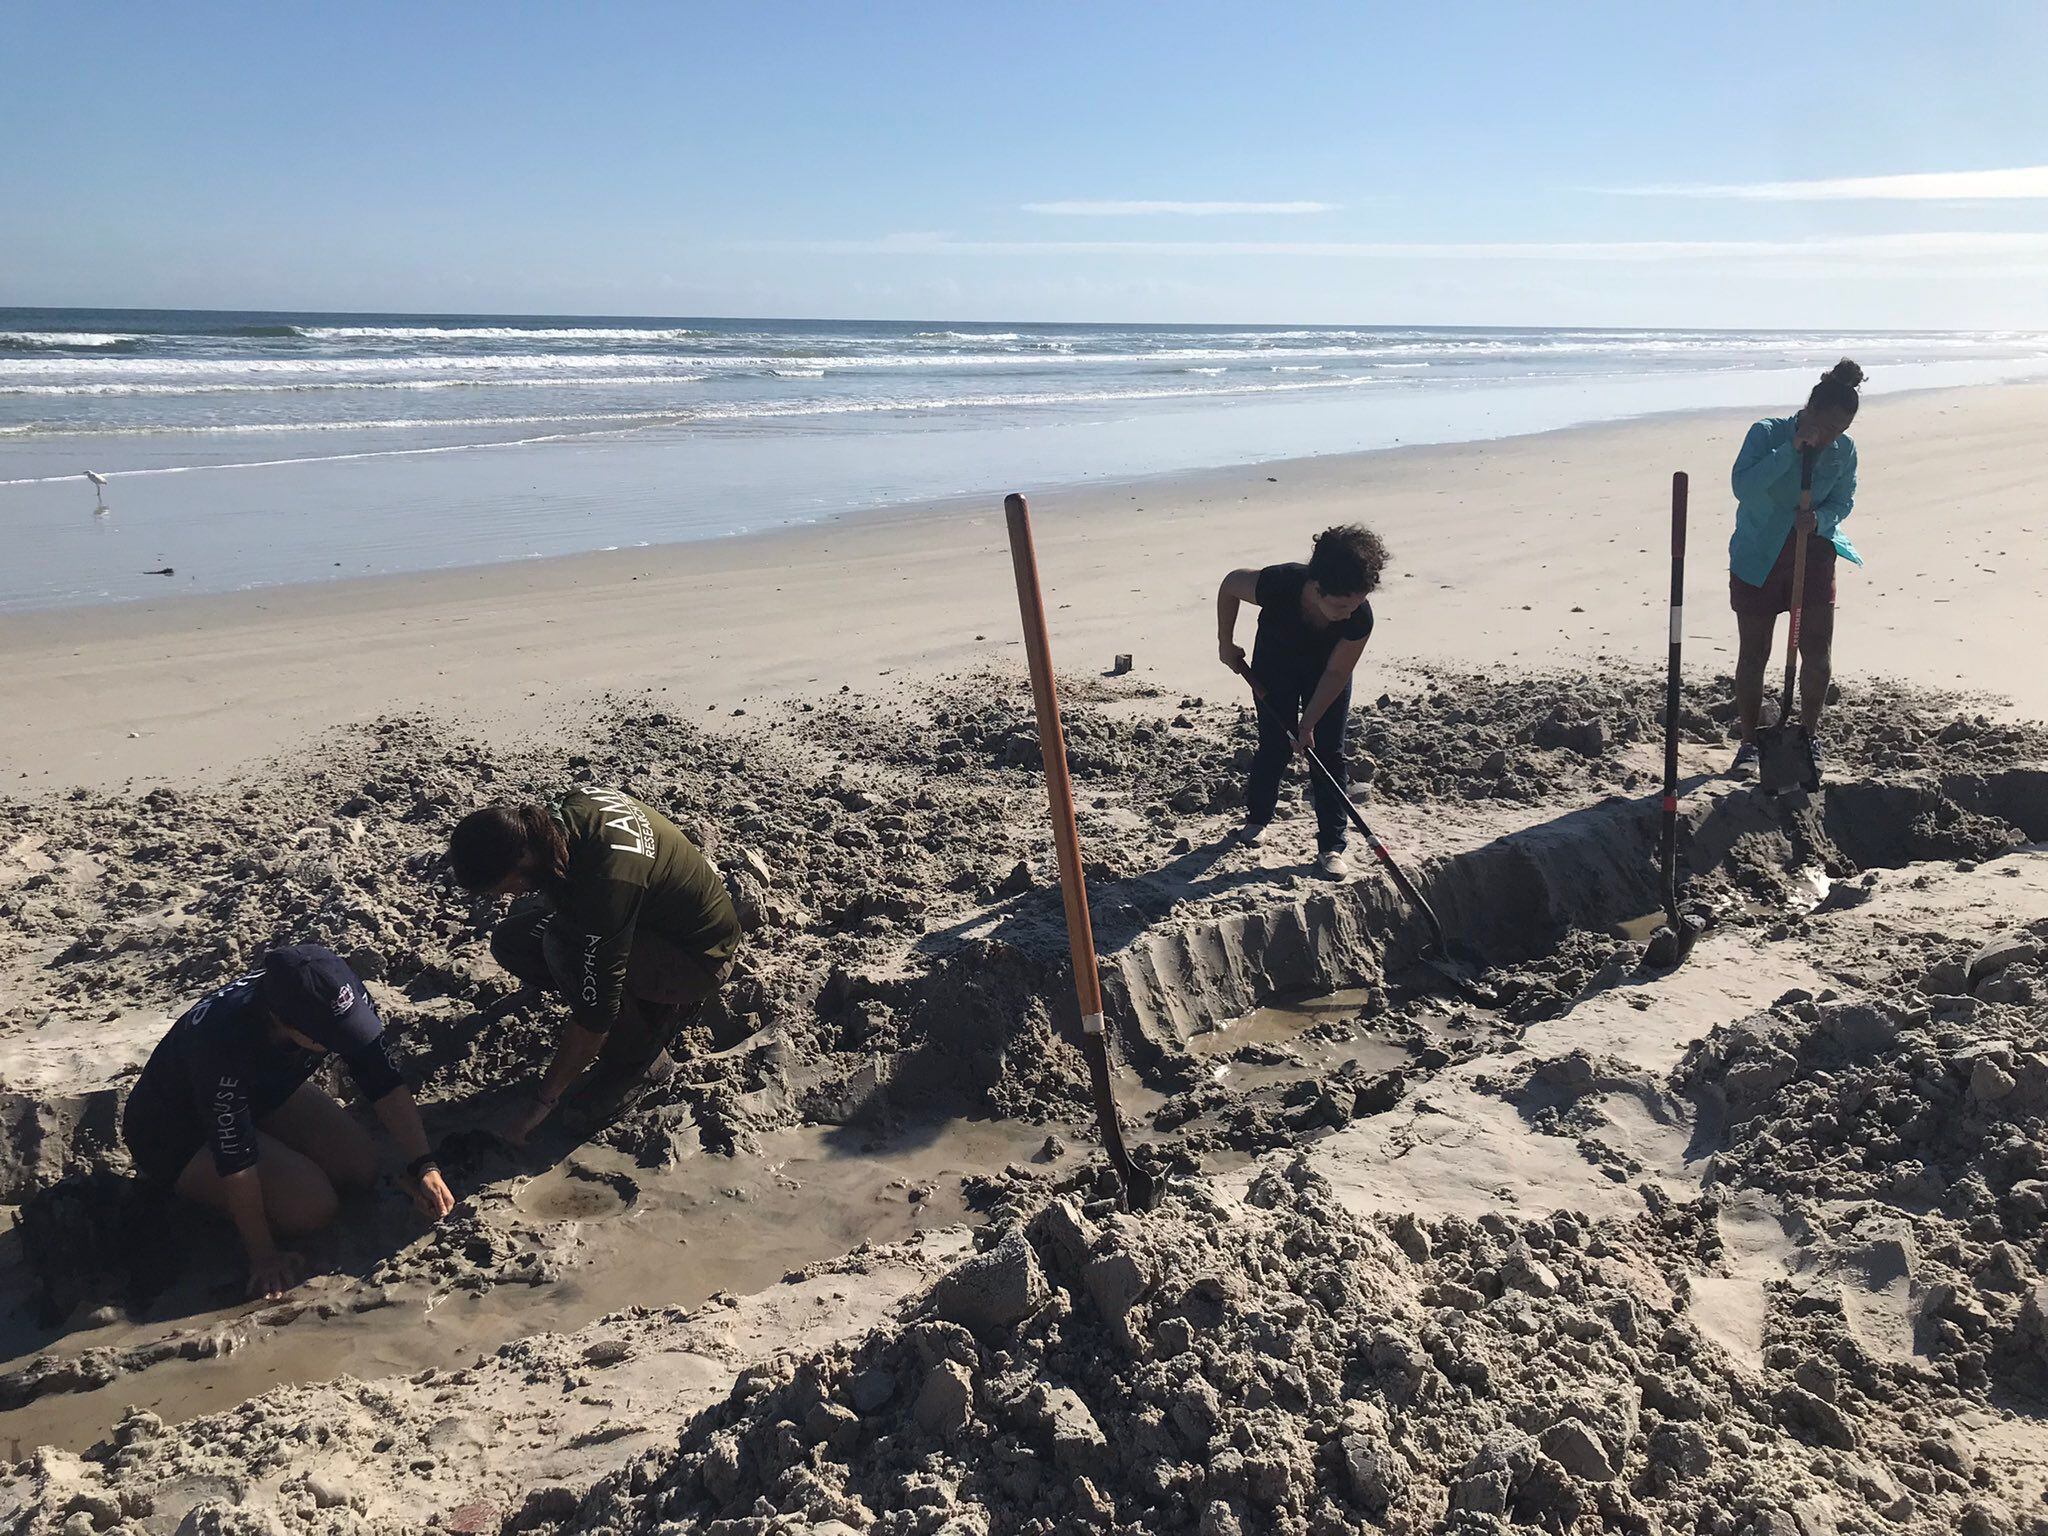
top-left (6, 1), bottom-right (2047, 325)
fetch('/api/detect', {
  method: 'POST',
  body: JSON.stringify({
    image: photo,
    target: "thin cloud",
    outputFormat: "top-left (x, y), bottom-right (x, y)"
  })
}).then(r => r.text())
top-left (764, 231), bottom-right (2048, 262)
top-left (1022, 200), bottom-right (1340, 216)
top-left (1612, 165), bottom-right (2048, 200)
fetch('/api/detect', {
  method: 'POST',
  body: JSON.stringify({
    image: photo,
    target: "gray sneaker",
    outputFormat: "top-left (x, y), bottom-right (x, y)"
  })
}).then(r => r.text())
top-left (1239, 820), bottom-right (1271, 848)
top-left (1316, 848), bottom-right (1350, 879)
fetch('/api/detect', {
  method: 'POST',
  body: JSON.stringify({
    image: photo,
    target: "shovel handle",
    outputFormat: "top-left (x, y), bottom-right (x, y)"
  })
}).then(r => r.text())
top-left (1661, 472), bottom-right (1687, 928)
top-left (1004, 493), bottom-right (1145, 1207)
top-left (1302, 744), bottom-right (1450, 955)
top-left (1779, 448), bottom-right (1819, 716)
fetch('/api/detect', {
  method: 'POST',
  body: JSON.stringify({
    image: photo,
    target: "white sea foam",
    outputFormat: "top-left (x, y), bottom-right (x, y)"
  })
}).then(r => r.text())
top-left (0, 344), bottom-right (1447, 382)
top-left (0, 332), bottom-right (145, 349)
top-left (4, 370), bottom-right (1392, 456)
top-left (0, 374), bottom-right (709, 397)
top-left (0, 372), bottom-right (1385, 471)
top-left (296, 325), bottom-right (706, 342)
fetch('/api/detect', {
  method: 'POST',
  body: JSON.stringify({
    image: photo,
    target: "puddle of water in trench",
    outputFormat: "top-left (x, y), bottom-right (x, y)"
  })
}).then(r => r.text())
top-left (1614, 860), bottom-right (1832, 945)
top-left (1187, 986), bottom-right (1380, 1067)
top-left (0, 1113), bottom-right (1054, 1455)
top-left (1185, 987), bottom-right (1445, 1087)
top-left (3, 998), bottom-right (1418, 1458)
top-left (1616, 911), bottom-right (1667, 944)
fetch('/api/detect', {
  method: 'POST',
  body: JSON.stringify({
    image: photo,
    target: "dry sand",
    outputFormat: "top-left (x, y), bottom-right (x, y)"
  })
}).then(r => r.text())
top-left (2, 381), bottom-right (2047, 1534)
top-left (1, 383), bottom-right (2043, 790)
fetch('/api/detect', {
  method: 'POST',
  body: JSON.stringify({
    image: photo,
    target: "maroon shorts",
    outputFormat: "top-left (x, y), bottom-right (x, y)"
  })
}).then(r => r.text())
top-left (1730, 532), bottom-right (1836, 617)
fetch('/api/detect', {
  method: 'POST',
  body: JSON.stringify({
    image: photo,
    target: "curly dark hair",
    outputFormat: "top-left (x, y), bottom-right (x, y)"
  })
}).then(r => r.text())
top-left (1306, 524), bottom-right (1390, 597)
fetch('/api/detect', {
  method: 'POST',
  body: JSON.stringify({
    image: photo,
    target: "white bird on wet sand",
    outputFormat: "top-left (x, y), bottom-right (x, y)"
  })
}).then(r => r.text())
top-left (84, 470), bottom-right (109, 514)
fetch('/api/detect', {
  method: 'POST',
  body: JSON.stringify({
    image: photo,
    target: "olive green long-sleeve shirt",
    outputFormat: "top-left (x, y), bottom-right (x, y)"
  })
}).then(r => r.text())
top-left (553, 788), bottom-right (740, 1034)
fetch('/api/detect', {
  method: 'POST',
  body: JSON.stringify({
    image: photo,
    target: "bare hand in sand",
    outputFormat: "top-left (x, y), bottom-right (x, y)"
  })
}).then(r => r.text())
top-left (247, 1249), bottom-right (305, 1300)
top-left (411, 1166), bottom-right (455, 1221)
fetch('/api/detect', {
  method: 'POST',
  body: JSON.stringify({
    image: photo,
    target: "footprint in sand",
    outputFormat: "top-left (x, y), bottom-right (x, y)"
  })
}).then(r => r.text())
top-left (513, 1165), bottom-right (641, 1224)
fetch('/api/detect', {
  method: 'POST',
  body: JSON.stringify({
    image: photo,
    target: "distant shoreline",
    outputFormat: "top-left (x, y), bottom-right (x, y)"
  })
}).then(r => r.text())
top-left (8, 309), bottom-right (2046, 612)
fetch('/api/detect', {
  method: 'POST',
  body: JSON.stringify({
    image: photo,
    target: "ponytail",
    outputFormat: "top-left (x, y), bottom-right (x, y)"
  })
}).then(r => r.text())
top-left (449, 802), bottom-right (569, 892)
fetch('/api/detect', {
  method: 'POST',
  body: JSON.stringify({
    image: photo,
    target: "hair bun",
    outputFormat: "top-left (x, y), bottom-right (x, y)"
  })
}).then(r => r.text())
top-left (1824, 358), bottom-right (1865, 392)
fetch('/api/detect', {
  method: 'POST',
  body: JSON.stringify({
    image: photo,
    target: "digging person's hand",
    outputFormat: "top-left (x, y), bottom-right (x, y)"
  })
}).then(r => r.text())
top-left (1795, 508), bottom-right (1817, 536)
top-left (246, 1249), bottom-right (305, 1300)
top-left (411, 1165), bottom-right (456, 1222)
top-left (1220, 644), bottom-right (1263, 699)
top-left (497, 1091), bottom-right (557, 1147)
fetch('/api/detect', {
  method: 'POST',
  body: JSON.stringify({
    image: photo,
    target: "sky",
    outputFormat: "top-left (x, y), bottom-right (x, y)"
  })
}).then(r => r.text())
top-left (5, 1), bottom-right (2048, 327)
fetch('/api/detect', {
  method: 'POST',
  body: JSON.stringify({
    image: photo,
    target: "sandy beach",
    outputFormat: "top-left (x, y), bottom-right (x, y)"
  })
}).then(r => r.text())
top-left (3, 379), bottom-right (2048, 1533)
top-left (14, 0), bottom-right (2048, 1522)
top-left (3, 382), bottom-right (2044, 790)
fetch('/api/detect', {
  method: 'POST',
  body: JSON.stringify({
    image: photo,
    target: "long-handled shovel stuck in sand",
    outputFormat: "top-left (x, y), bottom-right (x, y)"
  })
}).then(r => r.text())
top-left (1299, 743), bottom-right (1490, 1000)
top-left (1645, 471), bottom-right (1707, 970)
top-left (1003, 493), bottom-right (1160, 1213)
top-left (1757, 447), bottom-right (1823, 797)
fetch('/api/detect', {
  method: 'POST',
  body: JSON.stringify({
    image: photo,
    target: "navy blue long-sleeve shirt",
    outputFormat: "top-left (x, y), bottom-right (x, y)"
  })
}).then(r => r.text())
top-left (122, 973), bottom-right (404, 1178)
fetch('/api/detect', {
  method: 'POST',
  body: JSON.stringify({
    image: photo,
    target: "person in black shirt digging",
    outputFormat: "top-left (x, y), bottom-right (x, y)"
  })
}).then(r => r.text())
top-left (1216, 525), bottom-right (1387, 877)
top-left (121, 945), bottom-right (454, 1298)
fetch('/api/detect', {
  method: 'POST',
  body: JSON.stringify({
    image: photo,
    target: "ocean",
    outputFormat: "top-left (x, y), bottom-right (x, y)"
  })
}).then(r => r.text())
top-left (5, 308), bottom-right (2046, 610)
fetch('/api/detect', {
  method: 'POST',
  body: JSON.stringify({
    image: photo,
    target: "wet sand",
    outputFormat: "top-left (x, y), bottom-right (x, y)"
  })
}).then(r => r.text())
top-left (2, 383), bottom-right (2044, 789)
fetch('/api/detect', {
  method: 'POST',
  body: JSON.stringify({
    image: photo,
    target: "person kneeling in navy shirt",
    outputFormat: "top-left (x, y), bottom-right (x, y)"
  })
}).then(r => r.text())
top-left (121, 944), bottom-right (454, 1298)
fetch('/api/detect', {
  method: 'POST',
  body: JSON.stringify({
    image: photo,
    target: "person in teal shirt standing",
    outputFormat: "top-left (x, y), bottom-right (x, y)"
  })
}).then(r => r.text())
top-left (1726, 359), bottom-right (1865, 775)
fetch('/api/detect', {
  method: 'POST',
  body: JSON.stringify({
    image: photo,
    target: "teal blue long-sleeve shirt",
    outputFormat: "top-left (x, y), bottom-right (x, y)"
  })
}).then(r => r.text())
top-left (1728, 414), bottom-right (1862, 587)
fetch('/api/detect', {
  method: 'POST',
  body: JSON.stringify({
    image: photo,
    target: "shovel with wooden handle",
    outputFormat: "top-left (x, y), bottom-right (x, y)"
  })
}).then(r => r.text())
top-left (1757, 446), bottom-right (1822, 796)
top-left (1004, 493), bottom-right (1159, 1212)
top-left (1644, 471), bottom-right (1706, 969)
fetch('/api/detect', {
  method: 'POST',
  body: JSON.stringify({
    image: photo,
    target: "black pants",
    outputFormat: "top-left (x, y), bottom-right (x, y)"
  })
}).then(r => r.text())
top-left (1246, 675), bottom-right (1352, 853)
top-left (490, 905), bottom-right (730, 1076)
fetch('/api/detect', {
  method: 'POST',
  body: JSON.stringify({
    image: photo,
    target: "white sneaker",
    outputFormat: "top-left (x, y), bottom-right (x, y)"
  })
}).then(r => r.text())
top-left (1317, 848), bottom-right (1349, 879)
top-left (1239, 820), bottom-right (1270, 847)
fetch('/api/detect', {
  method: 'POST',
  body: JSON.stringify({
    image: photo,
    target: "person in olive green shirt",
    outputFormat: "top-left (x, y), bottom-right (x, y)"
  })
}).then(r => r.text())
top-left (449, 789), bottom-right (741, 1140)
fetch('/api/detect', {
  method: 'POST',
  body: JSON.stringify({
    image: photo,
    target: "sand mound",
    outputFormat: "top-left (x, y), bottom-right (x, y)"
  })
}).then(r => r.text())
top-left (1680, 919), bottom-right (2048, 1401)
top-left (549, 1155), bottom-right (2036, 1536)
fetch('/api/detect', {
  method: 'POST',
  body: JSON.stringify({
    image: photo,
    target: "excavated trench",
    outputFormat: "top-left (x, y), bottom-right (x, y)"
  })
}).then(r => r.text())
top-left (1079, 765), bottom-right (2048, 1065)
top-left (2, 764), bottom-right (2044, 1456)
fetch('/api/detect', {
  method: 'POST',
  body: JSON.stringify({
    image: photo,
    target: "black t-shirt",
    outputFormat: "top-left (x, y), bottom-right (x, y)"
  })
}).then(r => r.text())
top-left (1251, 563), bottom-right (1375, 683)
top-left (121, 973), bottom-right (405, 1179)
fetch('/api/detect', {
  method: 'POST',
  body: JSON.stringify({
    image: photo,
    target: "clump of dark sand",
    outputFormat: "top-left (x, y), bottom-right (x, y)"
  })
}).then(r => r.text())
top-left (1679, 920), bottom-right (2048, 1400)
top-left (553, 1157), bottom-right (2040, 1535)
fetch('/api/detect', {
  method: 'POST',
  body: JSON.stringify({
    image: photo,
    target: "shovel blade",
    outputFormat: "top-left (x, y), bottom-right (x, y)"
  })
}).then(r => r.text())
top-left (1756, 723), bottom-right (1819, 796)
